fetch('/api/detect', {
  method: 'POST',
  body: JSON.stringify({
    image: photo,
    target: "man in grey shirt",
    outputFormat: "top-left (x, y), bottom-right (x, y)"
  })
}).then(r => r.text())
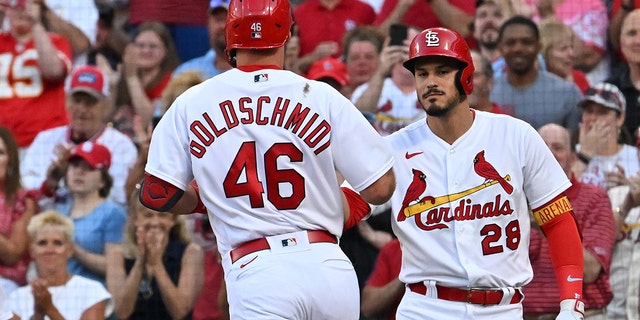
top-left (490, 16), bottom-right (582, 132)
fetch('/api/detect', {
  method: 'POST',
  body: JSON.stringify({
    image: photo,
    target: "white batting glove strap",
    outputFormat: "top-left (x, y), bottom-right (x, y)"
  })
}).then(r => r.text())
top-left (556, 299), bottom-right (585, 320)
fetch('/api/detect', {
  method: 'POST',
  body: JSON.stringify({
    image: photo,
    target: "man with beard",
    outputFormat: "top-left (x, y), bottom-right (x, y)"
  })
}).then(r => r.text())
top-left (473, 0), bottom-right (508, 69)
top-left (172, 0), bottom-right (232, 78)
top-left (473, 0), bottom-right (548, 80)
top-left (490, 16), bottom-right (582, 133)
top-left (380, 27), bottom-right (586, 319)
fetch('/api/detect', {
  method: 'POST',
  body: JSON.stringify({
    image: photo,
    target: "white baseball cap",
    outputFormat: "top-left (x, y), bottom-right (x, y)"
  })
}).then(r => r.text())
top-left (578, 82), bottom-right (626, 114)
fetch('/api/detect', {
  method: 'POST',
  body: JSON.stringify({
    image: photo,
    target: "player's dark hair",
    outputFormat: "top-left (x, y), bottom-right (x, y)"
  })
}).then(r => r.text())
top-left (497, 15), bottom-right (540, 43)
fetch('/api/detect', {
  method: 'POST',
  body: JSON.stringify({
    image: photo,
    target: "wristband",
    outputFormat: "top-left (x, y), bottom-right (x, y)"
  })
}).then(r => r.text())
top-left (190, 180), bottom-right (207, 214)
top-left (577, 152), bottom-right (591, 165)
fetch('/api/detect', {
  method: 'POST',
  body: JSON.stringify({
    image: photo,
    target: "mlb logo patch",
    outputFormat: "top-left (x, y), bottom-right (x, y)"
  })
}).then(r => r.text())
top-left (254, 74), bottom-right (268, 82)
top-left (251, 32), bottom-right (262, 39)
top-left (281, 238), bottom-right (297, 247)
top-left (77, 72), bottom-right (98, 85)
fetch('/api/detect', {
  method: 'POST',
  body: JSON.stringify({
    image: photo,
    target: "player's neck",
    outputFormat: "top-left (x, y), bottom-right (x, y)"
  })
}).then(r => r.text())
top-left (236, 47), bottom-right (285, 68)
top-left (427, 103), bottom-right (474, 145)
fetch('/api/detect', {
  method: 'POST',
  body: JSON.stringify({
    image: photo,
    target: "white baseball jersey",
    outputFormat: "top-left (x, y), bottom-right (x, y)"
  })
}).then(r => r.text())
top-left (387, 110), bottom-right (571, 288)
top-left (146, 67), bottom-right (394, 259)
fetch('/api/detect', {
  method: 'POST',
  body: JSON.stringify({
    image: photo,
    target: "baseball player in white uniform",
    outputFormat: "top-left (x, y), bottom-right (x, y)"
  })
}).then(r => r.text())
top-left (139, 0), bottom-right (396, 319)
top-left (386, 27), bottom-right (585, 319)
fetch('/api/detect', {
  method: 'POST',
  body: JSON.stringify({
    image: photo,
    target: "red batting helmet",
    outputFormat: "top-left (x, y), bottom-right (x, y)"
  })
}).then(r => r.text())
top-left (403, 27), bottom-right (474, 95)
top-left (225, 0), bottom-right (294, 66)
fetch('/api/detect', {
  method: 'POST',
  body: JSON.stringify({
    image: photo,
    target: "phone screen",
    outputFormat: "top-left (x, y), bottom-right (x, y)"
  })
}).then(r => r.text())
top-left (389, 24), bottom-right (408, 46)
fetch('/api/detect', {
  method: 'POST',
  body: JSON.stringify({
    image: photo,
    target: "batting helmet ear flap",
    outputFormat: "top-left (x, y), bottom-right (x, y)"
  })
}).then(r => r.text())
top-left (456, 62), bottom-right (473, 96)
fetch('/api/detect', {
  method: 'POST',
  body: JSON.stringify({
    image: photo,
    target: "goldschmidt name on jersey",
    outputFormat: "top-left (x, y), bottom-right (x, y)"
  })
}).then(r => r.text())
top-left (188, 96), bottom-right (331, 158)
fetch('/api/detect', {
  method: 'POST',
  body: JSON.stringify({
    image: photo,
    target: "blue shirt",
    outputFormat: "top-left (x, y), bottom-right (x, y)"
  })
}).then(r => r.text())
top-left (56, 200), bottom-right (127, 285)
top-left (172, 49), bottom-right (224, 79)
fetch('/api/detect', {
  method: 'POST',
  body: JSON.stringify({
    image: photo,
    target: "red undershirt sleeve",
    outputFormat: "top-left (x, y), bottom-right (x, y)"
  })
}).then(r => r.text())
top-left (533, 193), bottom-right (584, 301)
top-left (342, 187), bottom-right (371, 230)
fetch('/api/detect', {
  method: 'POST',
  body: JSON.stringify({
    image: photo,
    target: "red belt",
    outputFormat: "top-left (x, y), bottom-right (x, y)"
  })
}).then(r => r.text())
top-left (408, 282), bottom-right (523, 305)
top-left (230, 230), bottom-right (337, 263)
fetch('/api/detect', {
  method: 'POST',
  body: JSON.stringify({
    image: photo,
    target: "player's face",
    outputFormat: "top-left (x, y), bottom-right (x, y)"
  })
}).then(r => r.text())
top-left (134, 30), bottom-right (167, 70)
top-left (67, 93), bottom-right (107, 139)
top-left (345, 41), bottom-right (380, 87)
top-left (621, 11), bottom-right (640, 64)
top-left (498, 24), bottom-right (540, 75)
top-left (65, 159), bottom-right (104, 197)
top-left (473, 2), bottom-right (506, 50)
top-left (539, 126), bottom-right (573, 177)
top-left (208, 9), bottom-right (227, 52)
top-left (544, 37), bottom-right (574, 79)
top-left (413, 56), bottom-right (464, 117)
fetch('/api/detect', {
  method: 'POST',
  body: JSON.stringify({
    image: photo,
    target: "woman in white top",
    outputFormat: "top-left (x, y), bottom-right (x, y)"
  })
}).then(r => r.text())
top-left (7, 211), bottom-right (112, 320)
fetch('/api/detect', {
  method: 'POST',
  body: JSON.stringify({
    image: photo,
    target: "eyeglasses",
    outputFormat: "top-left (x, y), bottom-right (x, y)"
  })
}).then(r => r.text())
top-left (585, 87), bottom-right (623, 110)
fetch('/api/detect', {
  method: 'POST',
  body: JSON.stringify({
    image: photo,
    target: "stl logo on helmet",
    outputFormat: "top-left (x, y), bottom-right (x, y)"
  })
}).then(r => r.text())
top-left (424, 30), bottom-right (440, 47)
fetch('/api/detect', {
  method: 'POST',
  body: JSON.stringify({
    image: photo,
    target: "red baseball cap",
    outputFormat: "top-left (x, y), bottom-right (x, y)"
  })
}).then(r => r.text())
top-left (66, 65), bottom-right (109, 99)
top-left (68, 141), bottom-right (111, 170)
top-left (306, 58), bottom-right (349, 86)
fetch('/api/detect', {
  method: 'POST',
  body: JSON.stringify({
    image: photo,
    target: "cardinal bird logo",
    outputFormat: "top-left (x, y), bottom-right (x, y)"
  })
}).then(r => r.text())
top-left (473, 150), bottom-right (513, 194)
top-left (398, 169), bottom-right (434, 221)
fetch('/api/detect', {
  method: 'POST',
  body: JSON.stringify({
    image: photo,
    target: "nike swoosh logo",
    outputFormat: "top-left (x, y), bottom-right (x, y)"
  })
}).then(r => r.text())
top-left (240, 255), bottom-right (258, 268)
top-left (405, 151), bottom-right (423, 159)
top-left (567, 275), bottom-right (583, 282)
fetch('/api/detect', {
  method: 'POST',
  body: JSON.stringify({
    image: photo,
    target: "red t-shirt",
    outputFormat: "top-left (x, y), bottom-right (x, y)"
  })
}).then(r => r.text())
top-left (192, 249), bottom-right (225, 320)
top-left (294, 0), bottom-right (376, 58)
top-left (365, 238), bottom-right (402, 320)
top-left (490, 102), bottom-right (510, 115)
top-left (0, 190), bottom-right (32, 286)
top-left (129, 0), bottom-right (209, 25)
top-left (524, 178), bottom-right (616, 314)
top-left (572, 69), bottom-right (590, 94)
top-left (374, 0), bottom-right (474, 31)
top-left (0, 32), bottom-right (71, 147)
